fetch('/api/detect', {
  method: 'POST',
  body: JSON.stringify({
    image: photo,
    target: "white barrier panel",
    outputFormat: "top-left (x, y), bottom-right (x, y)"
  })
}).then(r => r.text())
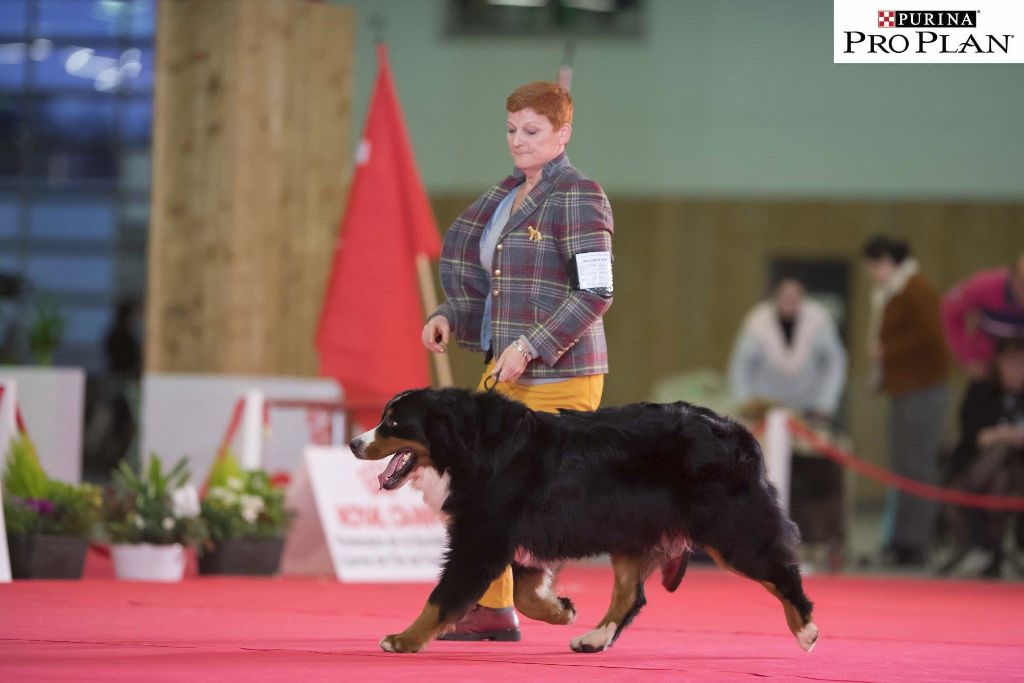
top-left (0, 379), bottom-right (14, 582)
top-left (0, 366), bottom-right (85, 484)
top-left (304, 446), bottom-right (446, 582)
top-left (141, 373), bottom-right (341, 480)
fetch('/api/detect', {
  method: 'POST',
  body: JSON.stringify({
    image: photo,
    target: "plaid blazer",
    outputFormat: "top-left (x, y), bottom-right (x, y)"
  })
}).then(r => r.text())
top-left (434, 153), bottom-right (613, 378)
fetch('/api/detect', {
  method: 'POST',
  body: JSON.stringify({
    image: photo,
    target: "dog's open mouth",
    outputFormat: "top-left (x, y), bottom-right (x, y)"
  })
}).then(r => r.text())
top-left (378, 449), bottom-right (418, 491)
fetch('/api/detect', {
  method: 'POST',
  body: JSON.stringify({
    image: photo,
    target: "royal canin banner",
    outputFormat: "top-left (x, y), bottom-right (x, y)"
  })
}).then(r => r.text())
top-left (304, 446), bottom-right (445, 582)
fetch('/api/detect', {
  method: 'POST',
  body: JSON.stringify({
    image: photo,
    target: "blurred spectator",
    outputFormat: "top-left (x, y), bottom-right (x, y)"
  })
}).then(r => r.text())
top-left (941, 254), bottom-right (1024, 379)
top-left (0, 273), bottom-right (25, 363)
top-left (941, 338), bottom-right (1024, 577)
top-left (83, 298), bottom-right (141, 480)
top-left (729, 276), bottom-right (847, 420)
top-left (863, 236), bottom-right (951, 566)
top-left (105, 298), bottom-right (142, 377)
top-left (730, 277), bottom-right (849, 569)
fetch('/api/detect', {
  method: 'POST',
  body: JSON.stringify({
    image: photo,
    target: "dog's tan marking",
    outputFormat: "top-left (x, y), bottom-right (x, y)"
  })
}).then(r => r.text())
top-left (705, 546), bottom-right (740, 575)
top-left (705, 546), bottom-right (818, 652)
top-left (570, 555), bottom-right (649, 653)
top-left (361, 436), bottom-right (430, 463)
top-left (379, 602), bottom-right (447, 654)
top-left (513, 567), bottom-right (576, 625)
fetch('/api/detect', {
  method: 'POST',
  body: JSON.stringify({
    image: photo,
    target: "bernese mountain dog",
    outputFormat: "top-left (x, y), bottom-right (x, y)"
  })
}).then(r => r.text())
top-left (349, 387), bottom-right (818, 655)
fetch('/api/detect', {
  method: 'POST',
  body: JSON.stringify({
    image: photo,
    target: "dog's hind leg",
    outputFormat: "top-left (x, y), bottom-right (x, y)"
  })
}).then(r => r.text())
top-left (569, 554), bottom-right (651, 653)
top-left (513, 565), bottom-right (577, 625)
top-left (705, 546), bottom-right (818, 652)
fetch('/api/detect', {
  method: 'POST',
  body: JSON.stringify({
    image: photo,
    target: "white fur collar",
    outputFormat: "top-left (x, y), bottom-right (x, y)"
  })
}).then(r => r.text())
top-left (744, 299), bottom-right (830, 376)
top-left (870, 257), bottom-right (919, 315)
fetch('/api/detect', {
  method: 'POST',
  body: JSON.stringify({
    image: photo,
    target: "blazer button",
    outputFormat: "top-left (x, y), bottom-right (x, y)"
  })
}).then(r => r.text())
top-left (494, 269), bottom-right (501, 276)
top-left (496, 244), bottom-right (503, 251)
top-left (493, 289), bottom-right (500, 297)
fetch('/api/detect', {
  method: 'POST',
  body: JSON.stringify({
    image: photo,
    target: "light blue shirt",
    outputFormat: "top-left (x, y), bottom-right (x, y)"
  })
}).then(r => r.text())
top-left (479, 187), bottom-right (518, 352)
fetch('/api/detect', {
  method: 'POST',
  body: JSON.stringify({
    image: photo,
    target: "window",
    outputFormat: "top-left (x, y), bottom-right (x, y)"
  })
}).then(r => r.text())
top-left (0, 0), bottom-right (154, 371)
top-left (446, 0), bottom-right (645, 38)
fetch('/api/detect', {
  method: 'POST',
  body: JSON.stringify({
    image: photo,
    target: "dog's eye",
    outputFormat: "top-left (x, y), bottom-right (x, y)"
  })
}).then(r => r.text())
top-left (387, 418), bottom-right (398, 427)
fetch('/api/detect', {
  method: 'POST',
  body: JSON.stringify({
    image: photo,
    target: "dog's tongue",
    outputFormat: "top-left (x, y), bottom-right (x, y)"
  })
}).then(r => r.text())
top-left (377, 452), bottom-right (404, 489)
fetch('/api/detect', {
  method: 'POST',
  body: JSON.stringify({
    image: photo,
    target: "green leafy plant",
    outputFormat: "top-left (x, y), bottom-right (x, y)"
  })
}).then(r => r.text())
top-left (103, 455), bottom-right (206, 546)
top-left (201, 451), bottom-right (293, 543)
top-left (207, 449), bottom-right (244, 489)
top-left (2, 434), bottom-right (102, 536)
top-left (3, 434), bottom-right (47, 498)
top-left (27, 298), bottom-right (65, 366)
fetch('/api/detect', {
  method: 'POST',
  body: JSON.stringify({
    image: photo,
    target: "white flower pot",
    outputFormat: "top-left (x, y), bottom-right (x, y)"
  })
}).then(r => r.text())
top-left (111, 543), bottom-right (186, 582)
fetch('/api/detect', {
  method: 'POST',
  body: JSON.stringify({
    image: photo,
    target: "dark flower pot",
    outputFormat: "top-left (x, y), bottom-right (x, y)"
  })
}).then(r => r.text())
top-left (7, 533), bottom-right (89, 579)
top-left (198, 537), bottom-right (285, 576)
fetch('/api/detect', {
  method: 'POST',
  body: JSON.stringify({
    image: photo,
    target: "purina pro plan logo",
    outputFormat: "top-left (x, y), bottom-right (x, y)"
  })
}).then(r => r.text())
top-left (835, 1), bottom-right (1024, 63)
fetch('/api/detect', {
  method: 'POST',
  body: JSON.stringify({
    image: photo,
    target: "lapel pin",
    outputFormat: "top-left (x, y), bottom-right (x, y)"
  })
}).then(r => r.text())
top-left (527, 226), bottom-right (543, 242)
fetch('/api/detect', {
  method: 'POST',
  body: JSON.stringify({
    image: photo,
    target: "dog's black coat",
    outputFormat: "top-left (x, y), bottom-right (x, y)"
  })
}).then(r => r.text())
top-left (358, 387), bottom-right (812, 634)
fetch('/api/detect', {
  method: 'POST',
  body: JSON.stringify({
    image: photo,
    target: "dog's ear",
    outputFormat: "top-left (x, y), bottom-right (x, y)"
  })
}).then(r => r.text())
top-left (422, 390), bottom-right (477, 471)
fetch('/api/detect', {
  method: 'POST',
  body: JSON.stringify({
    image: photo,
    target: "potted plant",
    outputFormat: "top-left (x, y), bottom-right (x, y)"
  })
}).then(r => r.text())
top-left (27, 297), bottom-right (66, 366)
top-left (3, 435), bottom-right (101, 579)
top-left (198, 453), bottom-right (293, 575)
top-left (103, 456), bottom-right (206, 581)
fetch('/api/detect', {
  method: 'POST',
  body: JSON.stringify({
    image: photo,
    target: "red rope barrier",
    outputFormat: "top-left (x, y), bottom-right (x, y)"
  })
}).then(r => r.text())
top-left (785, 418), bottom-right (1024, 512)
top-left (214, 398), bottom-right (246, 460)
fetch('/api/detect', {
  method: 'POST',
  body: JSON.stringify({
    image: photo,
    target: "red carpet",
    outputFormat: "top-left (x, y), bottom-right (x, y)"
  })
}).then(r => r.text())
top-left (1, 563), bottom-right (1022, 682)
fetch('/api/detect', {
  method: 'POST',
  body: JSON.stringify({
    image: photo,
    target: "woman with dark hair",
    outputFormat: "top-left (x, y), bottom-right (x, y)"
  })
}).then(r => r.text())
top-left (942, 338), bottom-right (1024, 577)
top-left (863, 236), bottom-right (952, 566)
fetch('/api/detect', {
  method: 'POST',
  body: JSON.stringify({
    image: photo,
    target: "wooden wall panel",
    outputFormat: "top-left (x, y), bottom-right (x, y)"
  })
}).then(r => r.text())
top-left (147, 0), bottom-right (355, 375)
top-left (430, 195), bottom-right (1024, 504)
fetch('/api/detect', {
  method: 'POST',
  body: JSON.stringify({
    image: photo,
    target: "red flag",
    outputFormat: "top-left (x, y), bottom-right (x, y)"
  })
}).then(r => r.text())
top-left (316, 44), bottom-right (441, 427)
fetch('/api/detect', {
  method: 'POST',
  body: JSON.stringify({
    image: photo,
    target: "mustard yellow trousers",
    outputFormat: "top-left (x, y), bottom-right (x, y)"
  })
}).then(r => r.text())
top-left (475, 363), bottom-right (604, 609)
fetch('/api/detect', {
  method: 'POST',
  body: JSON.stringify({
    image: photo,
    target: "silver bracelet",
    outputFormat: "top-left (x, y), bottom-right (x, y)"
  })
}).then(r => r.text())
top-left (512, 338), bottom-right (533, 362)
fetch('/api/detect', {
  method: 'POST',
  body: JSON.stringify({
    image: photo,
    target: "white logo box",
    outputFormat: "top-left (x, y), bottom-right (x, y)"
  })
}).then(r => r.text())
top-left (835, 0), bottom-right (1024, 63)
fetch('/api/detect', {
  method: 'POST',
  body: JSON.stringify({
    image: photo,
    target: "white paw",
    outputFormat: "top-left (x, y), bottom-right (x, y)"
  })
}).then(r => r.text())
top-left (380, 637), bottom-right (396, 652)
top-left (570, 622), bottom-right (617, 653)
top-left (796, 622), bottom-right (819, 652)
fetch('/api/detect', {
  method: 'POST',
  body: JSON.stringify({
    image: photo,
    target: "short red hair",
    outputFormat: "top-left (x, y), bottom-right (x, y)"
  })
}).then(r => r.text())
top-left (506, 81), bottom-right (573, 129)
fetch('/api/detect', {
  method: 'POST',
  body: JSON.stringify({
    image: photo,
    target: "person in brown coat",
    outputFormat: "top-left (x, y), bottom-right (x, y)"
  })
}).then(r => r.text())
top-left (863, 236), bottom-right (952, 566)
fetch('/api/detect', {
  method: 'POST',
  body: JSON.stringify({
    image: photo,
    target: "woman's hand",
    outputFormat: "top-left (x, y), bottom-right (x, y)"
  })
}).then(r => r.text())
top-left (491, 342), bottom-right (530, 384)
top-left (977, 423), bottom-right (1024, 449)
top-left (421, 316), bottom-right (450, 353)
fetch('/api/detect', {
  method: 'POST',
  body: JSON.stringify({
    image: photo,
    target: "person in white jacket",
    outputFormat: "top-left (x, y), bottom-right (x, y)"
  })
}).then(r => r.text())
top-left (730, 277), bottom-right (848, 420)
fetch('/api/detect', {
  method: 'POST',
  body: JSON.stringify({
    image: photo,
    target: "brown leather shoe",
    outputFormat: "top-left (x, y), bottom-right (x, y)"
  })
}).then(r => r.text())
top-left (661, 551), bottom-right (690, 592)
top-left (438, 605), bottom-right (521, 641)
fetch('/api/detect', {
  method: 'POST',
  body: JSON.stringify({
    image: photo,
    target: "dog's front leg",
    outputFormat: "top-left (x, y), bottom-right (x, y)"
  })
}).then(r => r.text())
top-left (379, 601), bottom-right (445, 654)
top-left (379, 523), bottom-right (512, 653)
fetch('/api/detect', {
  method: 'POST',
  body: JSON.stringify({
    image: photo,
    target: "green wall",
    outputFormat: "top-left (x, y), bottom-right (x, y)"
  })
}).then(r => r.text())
top-left (339, 0), bottom-right (1023, 198)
